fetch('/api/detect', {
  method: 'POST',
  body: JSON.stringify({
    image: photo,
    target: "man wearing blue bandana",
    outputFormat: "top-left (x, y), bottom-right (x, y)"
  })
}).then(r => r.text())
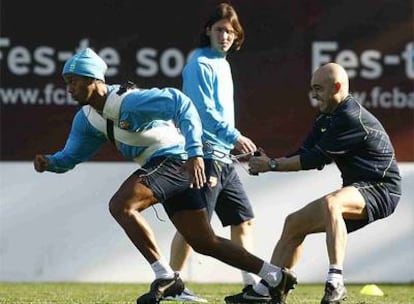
top-left (34, 48), bottom-right (292, 304)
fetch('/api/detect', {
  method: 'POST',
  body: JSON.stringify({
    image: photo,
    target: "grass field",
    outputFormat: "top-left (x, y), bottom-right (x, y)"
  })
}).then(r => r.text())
top-left (0, 282), bottom-right (413, 304)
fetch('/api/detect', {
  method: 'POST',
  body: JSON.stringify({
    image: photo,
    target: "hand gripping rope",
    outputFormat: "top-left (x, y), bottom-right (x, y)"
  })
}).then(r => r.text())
top-left (203, 141), bottom-right (261, 175)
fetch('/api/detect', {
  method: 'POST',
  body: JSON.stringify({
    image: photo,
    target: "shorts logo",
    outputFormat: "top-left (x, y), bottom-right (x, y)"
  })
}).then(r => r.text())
top-left (209, 176), bottom-right (218, 187)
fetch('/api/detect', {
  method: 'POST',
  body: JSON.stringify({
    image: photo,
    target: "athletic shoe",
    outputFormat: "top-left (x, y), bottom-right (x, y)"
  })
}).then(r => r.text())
top-left (137, 272), bottom-right (185, 304)
top-left (163, 287), bottom-right (208, 303)
top-left (224, 284), bottom-right (272, 303)
top-left (320, 282), bottom-right (347, 304)
top-left (267, 268), bottom-right (297, 304)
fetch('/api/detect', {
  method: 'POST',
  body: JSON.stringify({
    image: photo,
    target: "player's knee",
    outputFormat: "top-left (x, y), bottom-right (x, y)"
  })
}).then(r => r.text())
top-left (108, 197), bottom-right (131, 220)
top-left (282, 213), bottom-right (306, 244)
top-left (323, 195), bottom-right (342, 217)
top-left (240, 219), bottom-right (254, 229)
top-left (284, 212), bottom-right (300, 230)
top-left (108, 199), bottom-right (121, 219)
top-left (232, 219), bottom-right (253, 234)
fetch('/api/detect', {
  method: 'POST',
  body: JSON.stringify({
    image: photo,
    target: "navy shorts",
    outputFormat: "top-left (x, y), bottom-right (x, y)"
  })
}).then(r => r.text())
top-left (134, 156), bottom-right (206, 213)
top-left (345, 181), bottom-right (401, 233)
top-left (170, 159), bottom-right (254, 226)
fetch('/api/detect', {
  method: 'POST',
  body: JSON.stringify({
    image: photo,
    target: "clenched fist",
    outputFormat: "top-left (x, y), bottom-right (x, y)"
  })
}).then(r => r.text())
top-left (34, 154), bottom-right (50, 172)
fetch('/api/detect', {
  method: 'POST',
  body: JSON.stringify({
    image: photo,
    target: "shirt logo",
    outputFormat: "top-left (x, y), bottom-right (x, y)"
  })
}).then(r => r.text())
top-left (119, 121), bottom-right (130, 130)
top-left (320, 128), bottom-right (327, 133)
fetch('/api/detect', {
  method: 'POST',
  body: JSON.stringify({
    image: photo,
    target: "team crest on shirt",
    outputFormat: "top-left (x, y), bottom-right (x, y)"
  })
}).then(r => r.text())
top-left (209, 176), bottom-right (218, 187)
top-left (119, 120), bottom-right (130, 130)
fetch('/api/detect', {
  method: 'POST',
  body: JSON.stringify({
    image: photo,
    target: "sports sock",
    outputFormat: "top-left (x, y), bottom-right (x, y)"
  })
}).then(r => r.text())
top-left (241, 271), bottom-right (261, 286)
top-left (150, 257), bottom-right (175, 279)
top-left (258, 261), bottom-right (282, 287)
top-left (253, 281), bottom-right (270, 296)
top-left (326, 264), bottom-right (343, 287)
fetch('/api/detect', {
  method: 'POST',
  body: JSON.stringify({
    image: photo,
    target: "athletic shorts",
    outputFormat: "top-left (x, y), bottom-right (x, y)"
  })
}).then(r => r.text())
top-left (178, 159), bottom-right (254, 226)
top-left (345, 181), bottom-right (401, 233)
top-left (134, 156), bottom-right (206, 213)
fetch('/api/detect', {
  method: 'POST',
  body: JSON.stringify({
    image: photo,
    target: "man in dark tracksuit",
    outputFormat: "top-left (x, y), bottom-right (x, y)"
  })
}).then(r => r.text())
top-left (224, 62), bottom-right (401, 304)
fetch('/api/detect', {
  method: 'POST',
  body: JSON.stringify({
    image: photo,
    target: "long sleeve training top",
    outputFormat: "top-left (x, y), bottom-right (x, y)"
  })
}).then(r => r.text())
top-left (46, 85), bottom-right (204, 173)
top-left (182, 47), bottom-right (240, 163)
top-left (297, 95), bottom-right (401, 194)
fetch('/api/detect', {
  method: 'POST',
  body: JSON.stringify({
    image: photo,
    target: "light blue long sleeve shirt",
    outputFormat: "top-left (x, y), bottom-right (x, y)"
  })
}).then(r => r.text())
top-left (182, 47), bottom-right (240, 163)
top-left (46, 85), bottom-right (204, 173)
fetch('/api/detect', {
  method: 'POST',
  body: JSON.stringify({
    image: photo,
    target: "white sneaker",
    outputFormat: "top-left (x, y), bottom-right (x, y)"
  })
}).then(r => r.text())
top-left (163, 287), bottom-right (208, 303)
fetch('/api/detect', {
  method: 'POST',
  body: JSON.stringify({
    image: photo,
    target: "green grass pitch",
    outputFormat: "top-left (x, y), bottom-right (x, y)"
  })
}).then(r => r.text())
top-left (0, 282), bottom-right (412, 303)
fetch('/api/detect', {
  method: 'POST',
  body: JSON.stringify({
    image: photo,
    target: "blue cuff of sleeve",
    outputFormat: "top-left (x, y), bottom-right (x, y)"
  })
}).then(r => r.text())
top-left (187, 147), bottom-right (204, 158)
top-left (45, 155), bottom-right (71, 173)
top-left (229, 130), bottom-right (241, 145)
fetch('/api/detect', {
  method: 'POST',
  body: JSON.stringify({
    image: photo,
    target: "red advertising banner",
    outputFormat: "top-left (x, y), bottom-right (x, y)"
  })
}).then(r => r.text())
top-left (1, 0), bottom-right (413, 161)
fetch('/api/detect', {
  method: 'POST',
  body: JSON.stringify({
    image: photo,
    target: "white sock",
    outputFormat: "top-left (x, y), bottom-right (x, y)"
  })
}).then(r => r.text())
top-left (257, 261), bottom-right (282, 287)
top-left (241, 271), bottom-right (261, 286)
top-left (326, 264), bottom-right (343, 287)
top-left (150, 257), bottom-right (175, 279)
top-left (175, 270), bottom-right (184, 279)
top-left (253, 281), bottom-right (270, 296)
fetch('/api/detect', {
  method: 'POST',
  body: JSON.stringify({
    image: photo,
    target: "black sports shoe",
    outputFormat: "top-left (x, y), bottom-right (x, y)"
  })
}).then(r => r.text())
top-left (267, 268), bottom-right (297, 304)
top-left (224, 284), bottom-right (271, 304)
top-left (320, 282), bottom-right (347, 304)
top-left (137, 272), bottom-right (185, 304)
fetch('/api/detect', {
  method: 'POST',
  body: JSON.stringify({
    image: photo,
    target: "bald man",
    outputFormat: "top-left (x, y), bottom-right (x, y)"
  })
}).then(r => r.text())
top-left (224, 62), bottom-right (401, 304)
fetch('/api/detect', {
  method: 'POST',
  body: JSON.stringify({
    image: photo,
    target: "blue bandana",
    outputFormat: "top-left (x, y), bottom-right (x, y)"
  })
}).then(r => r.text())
top-left (62, 48), bottom-right (107, 81)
